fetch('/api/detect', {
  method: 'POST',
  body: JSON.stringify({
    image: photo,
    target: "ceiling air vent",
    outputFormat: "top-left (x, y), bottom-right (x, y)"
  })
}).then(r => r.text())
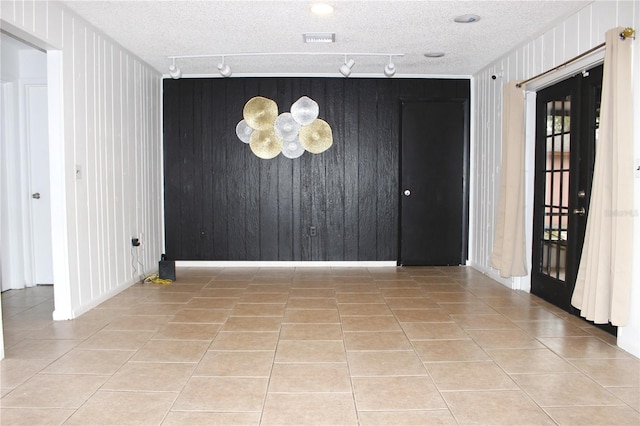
top-left (303, 33), bottom-right (336, 43)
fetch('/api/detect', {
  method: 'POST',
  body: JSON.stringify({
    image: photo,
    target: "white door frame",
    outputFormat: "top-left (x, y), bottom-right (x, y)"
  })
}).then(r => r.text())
top-left (45, 50), bottom-right (72, 321)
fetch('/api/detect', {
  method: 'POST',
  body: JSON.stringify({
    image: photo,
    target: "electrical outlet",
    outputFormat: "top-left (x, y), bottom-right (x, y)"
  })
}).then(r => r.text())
top-left (131, 237), bottom-right (140, 247)
top-left (309, 226), bottom-right (317, 237)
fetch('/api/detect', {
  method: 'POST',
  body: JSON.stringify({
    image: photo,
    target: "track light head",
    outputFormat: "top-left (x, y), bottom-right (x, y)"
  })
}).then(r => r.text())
top-left (168, 61), bottom-right (182, 79)
top-left (339, 58), bottom-right (355, 77)
top-left (384, 62), bottom-right (396, 77)
top-left (217, 56), bottom-right (232, 77)
top-left (218, 62), bottom-right (232, 77)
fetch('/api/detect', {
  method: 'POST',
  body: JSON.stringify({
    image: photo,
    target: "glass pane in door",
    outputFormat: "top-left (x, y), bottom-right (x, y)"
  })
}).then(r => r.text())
top-left (539, 97), bottom-right (570, 281)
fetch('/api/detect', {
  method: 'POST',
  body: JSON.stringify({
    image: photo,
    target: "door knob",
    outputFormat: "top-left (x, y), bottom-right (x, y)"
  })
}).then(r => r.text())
top-left (32, 193), bottom-right (41, 199)
top-left (573, 207), bottom-right (585, 216)
top-left (403, 190), bottom-right (411, 196)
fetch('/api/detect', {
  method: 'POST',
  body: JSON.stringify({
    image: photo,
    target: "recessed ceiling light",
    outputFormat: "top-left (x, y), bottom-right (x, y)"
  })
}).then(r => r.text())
top-left (303, 33), bottom-right (336, 43)
top-left (424, 52), bottom-right (445, 58)
top-left (310, 3), bottom-right (334, 16)
top-left (454, 14), bottom-right (480, 23)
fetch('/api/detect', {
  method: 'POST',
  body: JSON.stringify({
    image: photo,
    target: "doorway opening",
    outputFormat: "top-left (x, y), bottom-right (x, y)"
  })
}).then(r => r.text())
top-left (0, 32), bottom-right (54, 354)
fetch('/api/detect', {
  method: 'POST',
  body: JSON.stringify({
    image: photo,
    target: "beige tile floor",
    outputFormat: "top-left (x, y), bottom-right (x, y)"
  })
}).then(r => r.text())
top-left (1, 266), bottom-right (639, 425)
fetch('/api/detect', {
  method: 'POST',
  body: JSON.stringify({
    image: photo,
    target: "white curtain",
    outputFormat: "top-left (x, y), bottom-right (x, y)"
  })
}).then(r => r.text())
top-left (572, 28), bottom-right (634, 326)
top-left (491, 81), bottom-right (528, 278)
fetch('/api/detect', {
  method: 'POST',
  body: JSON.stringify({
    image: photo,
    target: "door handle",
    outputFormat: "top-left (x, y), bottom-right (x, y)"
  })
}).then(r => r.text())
top-left (403, 190), bottom-right (411, 196)
top-left (573, 207), bottom-right (585, 216)
top-left (32, 192), bottom-right (41, 199)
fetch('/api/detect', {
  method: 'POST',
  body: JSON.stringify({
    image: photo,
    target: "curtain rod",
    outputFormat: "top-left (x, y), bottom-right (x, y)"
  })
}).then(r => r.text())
top-left (516, 27), bottom-right (635, 88)
top-left (515, 42), bottom-right (604, 88)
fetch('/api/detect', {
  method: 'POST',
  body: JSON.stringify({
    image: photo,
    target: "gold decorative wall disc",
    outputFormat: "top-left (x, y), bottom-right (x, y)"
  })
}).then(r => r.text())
top-left (299, 119), bottom-right (333, 154)
top-left (243, 96), bottom-right (278, 130)
top-left (249, 128), bottom-right (284, 159)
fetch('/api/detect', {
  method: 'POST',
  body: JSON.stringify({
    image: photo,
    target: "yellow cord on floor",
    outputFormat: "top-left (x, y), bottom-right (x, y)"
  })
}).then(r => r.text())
top-left (144, 273), bottom-right (173, 285)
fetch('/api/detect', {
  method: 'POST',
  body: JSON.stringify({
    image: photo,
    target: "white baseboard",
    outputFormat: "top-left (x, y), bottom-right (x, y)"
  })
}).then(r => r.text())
top-left (175, 261), bottom-right (398, 268)
top-left (53, 269), bottom-right (152, 321)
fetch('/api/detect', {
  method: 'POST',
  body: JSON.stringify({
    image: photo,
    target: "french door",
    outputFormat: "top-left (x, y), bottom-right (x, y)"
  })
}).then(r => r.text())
top-left (531, 65), bottom-right (602, 314)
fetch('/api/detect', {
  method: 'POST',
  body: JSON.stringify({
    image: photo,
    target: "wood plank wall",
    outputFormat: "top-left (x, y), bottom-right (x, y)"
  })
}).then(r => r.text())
top-left (163, 78), bottom-right (470, 261)
top-left (1, 1), bottom-right (163, 317)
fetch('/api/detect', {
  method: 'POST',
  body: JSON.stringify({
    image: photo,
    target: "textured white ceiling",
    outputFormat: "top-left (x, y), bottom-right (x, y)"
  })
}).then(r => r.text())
top-left (61, 0), bottom-right (592, 78)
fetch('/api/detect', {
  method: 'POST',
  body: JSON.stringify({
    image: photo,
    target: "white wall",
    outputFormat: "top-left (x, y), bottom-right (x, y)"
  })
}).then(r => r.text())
top-left (626, 4), bottom-right (640, 357)
top-left (0, 0), bottom-right (163, 319)
top-left (470, 0), bottom-right (639, 356)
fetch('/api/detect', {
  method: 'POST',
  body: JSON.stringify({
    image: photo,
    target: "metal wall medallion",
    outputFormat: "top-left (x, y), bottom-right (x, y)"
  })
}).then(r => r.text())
top-left (236, 96), bottom-right (333, 159)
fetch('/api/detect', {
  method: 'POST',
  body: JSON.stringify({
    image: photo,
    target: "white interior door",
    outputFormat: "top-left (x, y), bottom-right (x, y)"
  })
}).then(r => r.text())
top-left (0, 81), bottom-right (11, 293)
top-left (0, 80), bottom-right (25, 292)
top-left (26, 84), bottom-right (53, 284)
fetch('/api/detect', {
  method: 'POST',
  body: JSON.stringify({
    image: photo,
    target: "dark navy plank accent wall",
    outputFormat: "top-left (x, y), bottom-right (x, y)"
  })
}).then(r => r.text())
top-left (163, 77), bottom-right (470, 261)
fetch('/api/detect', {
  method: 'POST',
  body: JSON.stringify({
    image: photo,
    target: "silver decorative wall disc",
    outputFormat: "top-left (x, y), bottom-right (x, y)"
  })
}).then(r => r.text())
top-left (235, 119), bottom-right (253, 143)
top-left (290, 96), bottom-right (319, 125)
top-left (282, 138), bottom-right (305, 159)
top-left (274, 112), bottom-right (301, 141)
